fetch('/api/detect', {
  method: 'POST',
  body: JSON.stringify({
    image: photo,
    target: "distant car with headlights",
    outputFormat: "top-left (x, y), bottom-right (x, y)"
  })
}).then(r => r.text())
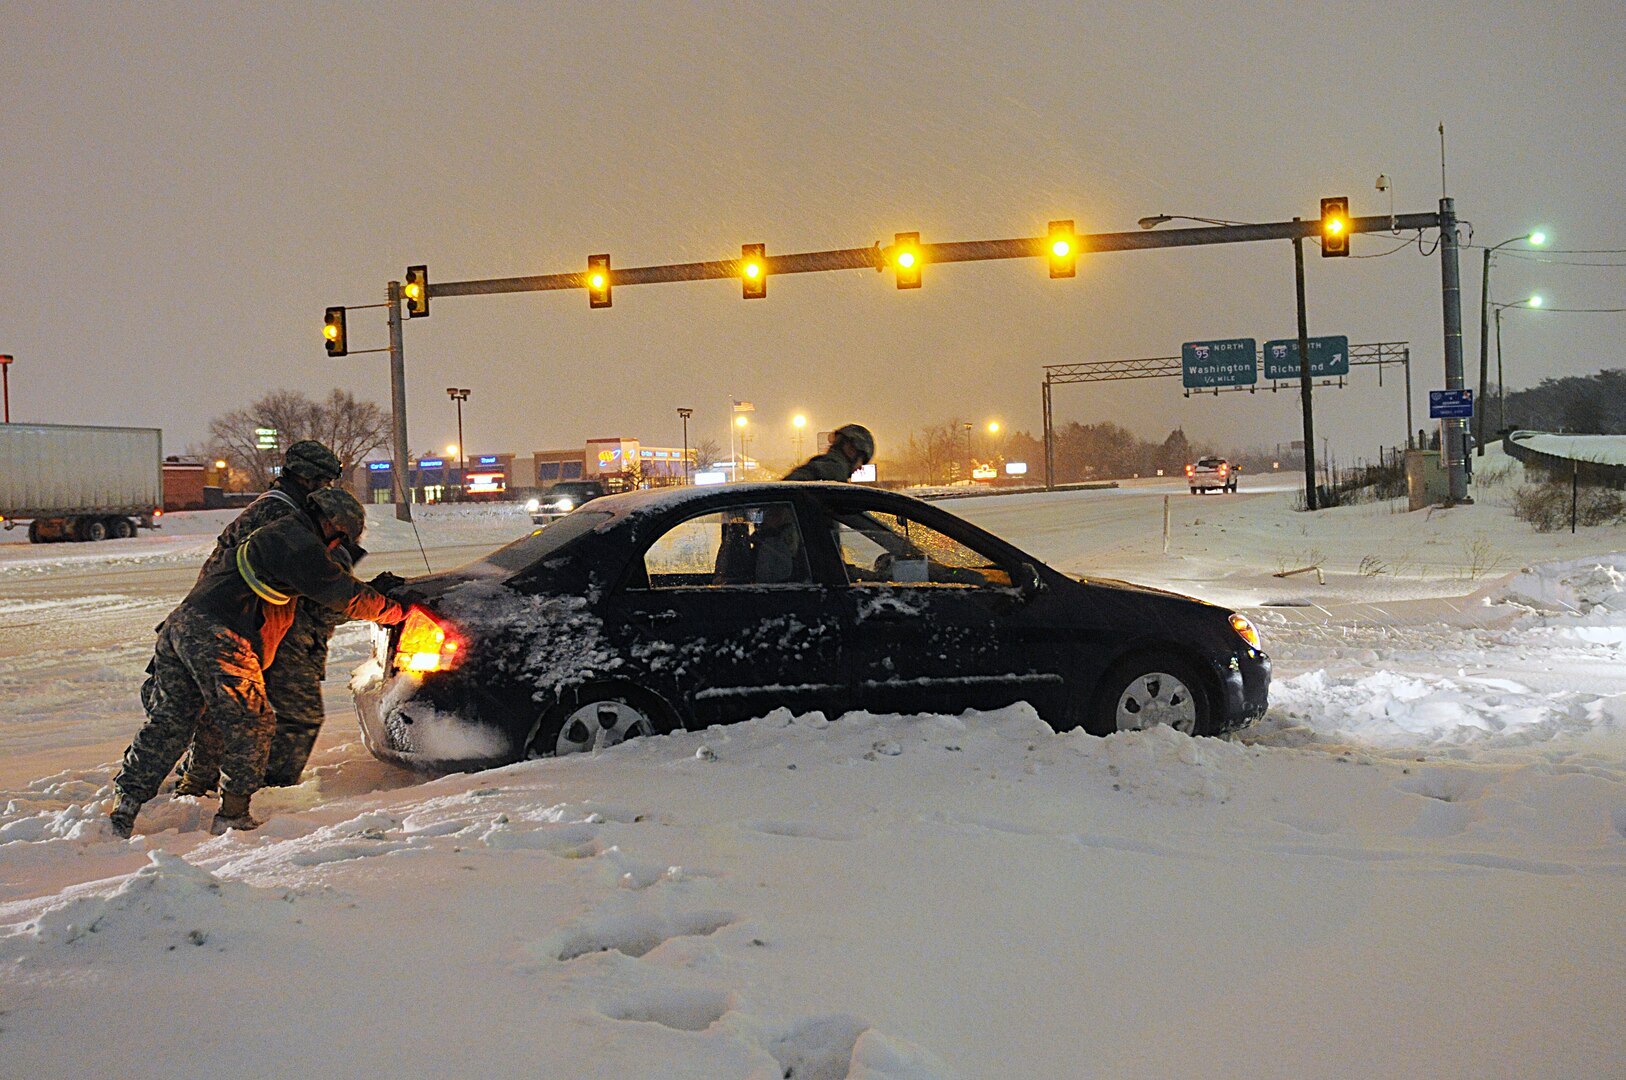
top-left (352, 483), bottom-right (1270, 773)
top-left (1186, 457), bottom-right (1238, 494)
top-left (525, 480), bottom-right (608, 524)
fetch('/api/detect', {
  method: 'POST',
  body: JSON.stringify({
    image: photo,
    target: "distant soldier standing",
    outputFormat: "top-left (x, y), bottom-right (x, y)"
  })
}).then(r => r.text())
top-left (783, 423), bottom-right (874, 482)
top-left (173, 440), bottom-right (399, 793)
top-left (110, 488), bottom-right (406, 837)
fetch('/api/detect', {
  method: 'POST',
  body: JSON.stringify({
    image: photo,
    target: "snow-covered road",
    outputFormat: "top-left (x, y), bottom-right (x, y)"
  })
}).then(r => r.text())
top-left (2, 464), bottom-right (1622, 1078)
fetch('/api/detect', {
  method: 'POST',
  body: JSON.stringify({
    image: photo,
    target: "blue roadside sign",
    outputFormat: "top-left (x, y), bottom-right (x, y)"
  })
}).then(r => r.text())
top-left (1263, 335), bottom-right (1350, 380)
top-left (1428, 389), bottom-right (1474, 419)
top-left (1181, 338), bottom-right (1258, 389)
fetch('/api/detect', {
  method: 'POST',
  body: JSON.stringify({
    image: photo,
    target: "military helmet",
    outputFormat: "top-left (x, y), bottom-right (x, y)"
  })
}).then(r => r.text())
top-left (306, 487), bottom-right (367, 542)
top-left (833, 423), bottom-right (875, 466)
top-left (283, 439), bottom-right (343, 486)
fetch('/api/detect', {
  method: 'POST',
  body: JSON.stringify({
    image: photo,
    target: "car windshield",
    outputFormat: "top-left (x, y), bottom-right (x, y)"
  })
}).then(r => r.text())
top-left (481, 510), bottom-right (610, 572)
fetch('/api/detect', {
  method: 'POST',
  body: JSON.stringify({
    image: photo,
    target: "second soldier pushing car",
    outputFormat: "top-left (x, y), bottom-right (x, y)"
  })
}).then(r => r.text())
top-left (173, 440), bottom-right (401, 793)
top-left (110, 488), bottom-right (406, 837)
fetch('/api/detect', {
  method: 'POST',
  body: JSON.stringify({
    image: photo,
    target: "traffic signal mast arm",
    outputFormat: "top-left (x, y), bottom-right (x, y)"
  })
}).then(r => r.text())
top-left (421, 212), bottom-right (1443, 300)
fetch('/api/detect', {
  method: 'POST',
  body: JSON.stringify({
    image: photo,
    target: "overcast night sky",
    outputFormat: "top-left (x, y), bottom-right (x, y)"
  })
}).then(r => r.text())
top-left (4, 2), bottom-right (1622, 468)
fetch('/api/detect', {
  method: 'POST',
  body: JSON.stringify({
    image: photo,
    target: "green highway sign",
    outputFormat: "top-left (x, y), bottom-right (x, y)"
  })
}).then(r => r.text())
top-left (1181, 338), bottom-right (1258, 389)
top-left (1263, 335), bottom-right (1349, 380)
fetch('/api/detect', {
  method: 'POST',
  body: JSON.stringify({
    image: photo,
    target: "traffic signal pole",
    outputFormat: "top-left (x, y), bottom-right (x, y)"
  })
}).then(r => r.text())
top-left (386, 280), bottom-right (413, 522)
top-left (1292, 224), bottom-right (1318, 511)
top-left (354, 206), bottom-right (1464, 504)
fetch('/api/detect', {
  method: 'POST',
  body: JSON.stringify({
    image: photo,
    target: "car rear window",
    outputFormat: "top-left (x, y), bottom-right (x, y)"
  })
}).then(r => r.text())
top-left (482, 511), bottom-right (611, 572)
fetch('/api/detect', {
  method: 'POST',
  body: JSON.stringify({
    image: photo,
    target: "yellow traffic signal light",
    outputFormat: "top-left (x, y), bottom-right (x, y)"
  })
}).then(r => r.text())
top-left (742, 243), bottom-right (767, 300)
top-left (1047, 220), bottom-right (1077, 278)
top-left (404, 265), bottom-right (429, 318)
top-left (587, 254), bottom-right (612, 308)
top-left (324, 307), bottom-right (347, 357)
top-left (890, 232), bottom-right (922, 289)
top-left (1320, 197), bottom-right (1350, 257)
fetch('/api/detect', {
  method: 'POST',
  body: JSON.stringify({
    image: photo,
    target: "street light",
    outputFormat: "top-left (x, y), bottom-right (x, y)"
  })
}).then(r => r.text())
top-left (792, 413), bottom-right (807, 461)
top-left (1477, 230), bottom-right (1548, 452)
top-left (1138, 215), bottom-right (1250, 229)
top-left (676, 407), bottom-right (693, 484)
top-left (1490, 295), bottom-right (1543, 436)
top-left (963, 422), bottom-right (974, 478)
top-left (735, 414), bottom-right (750, 480)
top-left (445, 387), bottom-right (469, 500)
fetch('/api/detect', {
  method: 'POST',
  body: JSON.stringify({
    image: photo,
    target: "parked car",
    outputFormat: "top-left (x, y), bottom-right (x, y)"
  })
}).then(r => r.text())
top-left (352, 483), bottom-right (1270, 772)
top-left (1186, 457), bottom-right (1238, 494)
top-left (525, 480), bottom-right (608, 524)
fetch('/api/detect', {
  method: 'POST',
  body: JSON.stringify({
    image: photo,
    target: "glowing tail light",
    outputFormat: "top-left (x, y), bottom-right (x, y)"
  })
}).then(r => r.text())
top-left (1218, 464), bottom-right (1228, 475)
top-left (1184, 464), bottom-right (1194, 476)
top-left (394, 606), bottom-right (464, 673)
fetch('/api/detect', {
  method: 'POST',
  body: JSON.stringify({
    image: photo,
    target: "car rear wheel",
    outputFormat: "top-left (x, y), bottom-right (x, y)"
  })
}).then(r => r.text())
top-left (533, 688), bottom-right (676, 758)
top-left (1090, 653), bottom-right (1210, 736)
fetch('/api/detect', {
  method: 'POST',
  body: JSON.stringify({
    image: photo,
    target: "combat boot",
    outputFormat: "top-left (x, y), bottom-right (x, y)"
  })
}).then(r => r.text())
top-left (209, 792), bottom-right (262, 835)
top-left (172, 772), bottom-right (216, 798)
top-left (109, 793), bottom-right (142, 839)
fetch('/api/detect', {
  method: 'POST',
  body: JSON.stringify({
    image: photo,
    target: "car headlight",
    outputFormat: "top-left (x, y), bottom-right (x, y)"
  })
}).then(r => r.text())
top-left (1228, 613), bottom-right (1261, 650)
top-left (525, 498), bottom-right (540, 513)
top-left (553, 498), bottom-right (574, 512)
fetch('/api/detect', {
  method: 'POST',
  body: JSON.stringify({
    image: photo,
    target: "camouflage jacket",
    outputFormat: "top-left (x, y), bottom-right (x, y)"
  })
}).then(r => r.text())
top-left (183, 511), bottom-right (404, 666)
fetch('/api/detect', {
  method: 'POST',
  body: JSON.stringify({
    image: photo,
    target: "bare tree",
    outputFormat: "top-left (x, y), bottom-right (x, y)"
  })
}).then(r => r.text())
top-left (208, 389), bottom-right (391, 491)
top-left (693, 437), bottom-right (722, 471)
top-left (900, 420), bottom-right (962, 485)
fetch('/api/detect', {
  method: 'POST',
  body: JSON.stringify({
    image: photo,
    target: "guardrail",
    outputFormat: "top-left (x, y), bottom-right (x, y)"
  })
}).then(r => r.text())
top-left (1502, 431), bottom-right (1626, 489)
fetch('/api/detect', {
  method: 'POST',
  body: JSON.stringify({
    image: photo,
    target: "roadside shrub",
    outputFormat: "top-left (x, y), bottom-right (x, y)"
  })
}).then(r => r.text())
top-left (1512, 481), bottom-right (1626, 531)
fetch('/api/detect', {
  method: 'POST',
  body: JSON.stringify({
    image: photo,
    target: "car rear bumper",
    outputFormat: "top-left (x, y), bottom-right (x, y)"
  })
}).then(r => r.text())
top-left (350, 657), bottom-right (523, 773)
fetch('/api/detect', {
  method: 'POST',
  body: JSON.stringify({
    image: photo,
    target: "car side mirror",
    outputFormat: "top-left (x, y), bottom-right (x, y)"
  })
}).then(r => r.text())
top-left (1017, 562), bottom-right (1045, 599)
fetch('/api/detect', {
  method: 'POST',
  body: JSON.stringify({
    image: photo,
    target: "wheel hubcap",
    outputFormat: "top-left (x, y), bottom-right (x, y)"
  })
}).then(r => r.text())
top-left (1115, 672), bottom-right (1198, 733)
top-left (555, 700), bottom-right (654, 756)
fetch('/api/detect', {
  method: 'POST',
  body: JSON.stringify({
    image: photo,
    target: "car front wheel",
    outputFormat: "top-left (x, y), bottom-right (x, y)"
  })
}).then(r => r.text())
top-left (532, 688), bottom-right (675, 757)
top-left (1089, 653), bottom-right (1210, 736)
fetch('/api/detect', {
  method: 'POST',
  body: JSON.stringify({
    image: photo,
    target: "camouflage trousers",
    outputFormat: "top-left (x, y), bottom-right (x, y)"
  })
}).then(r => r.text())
top-left (115, 605), bottom-right (274, 804)
top-left (178, 609), bottom-right (334, 790)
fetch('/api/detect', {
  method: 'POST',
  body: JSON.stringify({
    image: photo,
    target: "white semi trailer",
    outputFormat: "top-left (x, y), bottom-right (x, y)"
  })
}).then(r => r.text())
top-left (0, 423), bottom-right (163, 542)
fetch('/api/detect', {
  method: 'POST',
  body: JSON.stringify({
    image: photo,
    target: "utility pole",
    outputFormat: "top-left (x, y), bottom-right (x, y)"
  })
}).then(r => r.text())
top-left (1438, 198), bottom-right (1470, 503)
top-left (1293, 220), bottom-right (1318, 511)
top-left (0, 354), bottom-right (12, 423)
top-left (386, 281), bottom-right (412, 522)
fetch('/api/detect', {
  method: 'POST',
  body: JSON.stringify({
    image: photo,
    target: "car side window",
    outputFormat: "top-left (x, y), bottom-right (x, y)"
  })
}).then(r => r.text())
top-left (833, 511), bottom-right (1012, 588)
top-left (641, 503), bottom-right (812, 589)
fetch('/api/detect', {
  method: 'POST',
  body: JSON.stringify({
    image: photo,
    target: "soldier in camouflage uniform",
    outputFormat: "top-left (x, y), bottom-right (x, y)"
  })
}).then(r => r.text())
top-left (173, 440), bottom-right (398, 793)
top-left (111, 488), bottom-right (405, 838)
top-left (783, 423), bottom-right (874, 481)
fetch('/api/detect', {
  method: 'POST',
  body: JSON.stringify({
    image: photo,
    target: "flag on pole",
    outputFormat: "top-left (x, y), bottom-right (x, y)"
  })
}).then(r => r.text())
top-left (731, 400), bottom-right (755, 413)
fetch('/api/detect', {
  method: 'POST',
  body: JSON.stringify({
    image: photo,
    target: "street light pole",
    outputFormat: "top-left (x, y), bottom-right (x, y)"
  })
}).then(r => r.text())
top-left (1491, 296), bottom-right (1542, 436)
top-left (1477, 231), bottom-right (1545, 454)
top-left (446, 388), bottom-right (469, 500)
top-left (0, 354), bottom-right (12, 423)
top-left (963, 422), bottom-right (973, 478)
top-left (677, 407), bottom-right (693, 483)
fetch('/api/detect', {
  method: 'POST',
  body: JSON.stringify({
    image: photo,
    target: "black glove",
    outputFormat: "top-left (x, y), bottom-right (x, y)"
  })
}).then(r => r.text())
top-left (368, 571), bottom-right (407, 595)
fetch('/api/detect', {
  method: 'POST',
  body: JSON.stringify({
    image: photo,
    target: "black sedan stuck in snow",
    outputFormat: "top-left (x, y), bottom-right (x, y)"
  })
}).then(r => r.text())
top-left (352, 483), bottom-right (1270, 771)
